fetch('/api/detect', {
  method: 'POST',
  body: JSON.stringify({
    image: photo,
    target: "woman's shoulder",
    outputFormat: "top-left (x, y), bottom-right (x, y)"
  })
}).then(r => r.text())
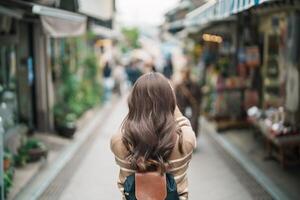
top-left (110, 130), bottom-right (129, 159)
top-left (176, 116), bottom-right (197, 153)
top-left (168, 116), bottom-right (196, 165)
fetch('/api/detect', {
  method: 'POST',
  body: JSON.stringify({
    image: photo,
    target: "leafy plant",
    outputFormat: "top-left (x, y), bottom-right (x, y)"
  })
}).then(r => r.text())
top-left (3, 149), bottom-right (15, 197)
top-left (4, 172), bottom-right (13, 198)
top-left (54, 48), bottom-right (102, 123)
top-left (53, 35), bottom-right (104, 131)
top-left (23, 138), bottom-right (47, 150)
top-left (14, 138), bottom-right (47, 166)
top-left (54, 103), bottom-right (78, 126)
top-left (14, 147), bottom-right (28, 167)
top-left (121, 27), bottom-right (141, 51)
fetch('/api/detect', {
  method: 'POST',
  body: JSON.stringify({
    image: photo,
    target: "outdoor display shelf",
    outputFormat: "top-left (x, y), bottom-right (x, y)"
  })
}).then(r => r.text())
top-left (248, 108), bottom-right (300, 168)
top-left (251, 115), bottom-right (300, 167)
top-left (201, 60), bottom-right (254, 131)
top-left (203, 87), bottom-right (250, 131)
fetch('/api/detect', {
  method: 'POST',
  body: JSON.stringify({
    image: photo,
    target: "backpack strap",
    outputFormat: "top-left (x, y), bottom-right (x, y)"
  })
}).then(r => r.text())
top-left (135, 172), bottom-right (167, 200)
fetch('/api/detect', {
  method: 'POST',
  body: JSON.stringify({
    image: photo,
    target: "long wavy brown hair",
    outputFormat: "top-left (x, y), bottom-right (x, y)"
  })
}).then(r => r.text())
top-left (122, 72), bottom-right (182, 173)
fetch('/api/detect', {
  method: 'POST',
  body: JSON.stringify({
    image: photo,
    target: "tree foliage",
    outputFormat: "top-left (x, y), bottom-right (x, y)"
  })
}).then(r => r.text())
top-left (121, 27), bottom-right (140, 51)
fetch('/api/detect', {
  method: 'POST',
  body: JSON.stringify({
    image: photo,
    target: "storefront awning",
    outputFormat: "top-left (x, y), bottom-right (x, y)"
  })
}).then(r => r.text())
top-left (32, 5), bottom-right (87, 38)
top-left (0, 5), bottom-right (23, 19)
top-left (185, 0), bottom-right (274, 28)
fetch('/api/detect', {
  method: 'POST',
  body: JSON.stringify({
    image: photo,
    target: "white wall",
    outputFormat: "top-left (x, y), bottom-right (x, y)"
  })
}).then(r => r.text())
top-left (78, 0), bottom-right (114, 20)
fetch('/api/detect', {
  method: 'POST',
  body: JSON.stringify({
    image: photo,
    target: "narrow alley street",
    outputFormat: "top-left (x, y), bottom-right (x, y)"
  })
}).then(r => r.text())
top-left (1, 1), bottom-right (300, 200)
top-left (34, 96), bottom-right (271, 200)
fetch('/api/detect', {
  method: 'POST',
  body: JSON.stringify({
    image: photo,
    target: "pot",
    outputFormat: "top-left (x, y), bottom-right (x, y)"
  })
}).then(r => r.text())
top-left (3, 159), bottom-right (11, 171)
top-left (28, 148), bottom-right (48, 162)
top-left (55, 122), bottom-right (77, 138)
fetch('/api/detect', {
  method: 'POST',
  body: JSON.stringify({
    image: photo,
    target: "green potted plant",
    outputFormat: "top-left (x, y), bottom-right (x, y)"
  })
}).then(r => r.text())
top-left (24, 138), bottom-right (48, 162)
top-left (3, 150), bottom-right (15, 198)
top-left (14, 138), bottom-right (47, 164)
top-left (4, 172), bottom-right (13, 198)
top-left (54, 103), bottom-right (77, 138)
top-left (53, 40), bottom-right (102, 138)
top-left (53, 60), bottom-right (79, 138)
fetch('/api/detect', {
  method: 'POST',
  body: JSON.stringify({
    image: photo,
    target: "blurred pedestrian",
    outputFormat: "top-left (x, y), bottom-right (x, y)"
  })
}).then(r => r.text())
top-left (163, 55), bottom-right (173, 79)
top-left (103, 61), bottom-right (114, 101)
top-left (175, 67), bottom-right (202, 137)
top-left (125, 60), bottom-right (142, 86)
top-left (112, 60), bottom-right (127, 96)
top-left (111, 72), bottom-right (196, 199)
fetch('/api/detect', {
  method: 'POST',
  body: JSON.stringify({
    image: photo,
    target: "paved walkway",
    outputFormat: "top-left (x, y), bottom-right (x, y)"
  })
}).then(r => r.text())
top-left (44, 96), bottom-right (267, 200)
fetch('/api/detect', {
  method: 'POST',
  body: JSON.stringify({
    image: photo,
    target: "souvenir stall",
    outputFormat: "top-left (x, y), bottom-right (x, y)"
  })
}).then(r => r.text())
top-left (185, 0), bottom-right (267, 131)
top-left (201, 30), bottom-right (255, 131)
top-left (248, 10), bottom-right (300, 167)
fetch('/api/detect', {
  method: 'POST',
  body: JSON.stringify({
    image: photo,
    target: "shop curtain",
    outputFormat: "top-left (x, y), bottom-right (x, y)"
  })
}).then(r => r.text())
top-left (41, 16), bottom-right (86, 38)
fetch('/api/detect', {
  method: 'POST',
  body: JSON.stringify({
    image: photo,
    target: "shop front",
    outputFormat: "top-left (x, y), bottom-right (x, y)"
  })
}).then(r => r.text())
top-left (0, 1), bottom-right (87, 198)
top-left (194, 23), bottom-right (247, 125)
top-left (185, 0), bottom-right (263, 130)
top-left (186, 0), bottom-right (300, 163)
top-left (0, 6), bottom-right (35, 199)
top-left (248, 7), bottom-right (300, 167)
top-left (184, 0), bottom-right (300, 198)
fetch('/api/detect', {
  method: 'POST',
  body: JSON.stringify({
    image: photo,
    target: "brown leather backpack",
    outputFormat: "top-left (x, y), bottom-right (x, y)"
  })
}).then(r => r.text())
top-left (135, 172), bottom-right (167, 200)
top-left (124, 172), bottom-right (179, 200)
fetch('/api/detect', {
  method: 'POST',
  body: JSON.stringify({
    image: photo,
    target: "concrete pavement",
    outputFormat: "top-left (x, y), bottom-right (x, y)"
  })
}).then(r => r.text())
top-left (57, 97), bottom-right (126, 200)
top-left (39, 96), bottom-right (270, 200)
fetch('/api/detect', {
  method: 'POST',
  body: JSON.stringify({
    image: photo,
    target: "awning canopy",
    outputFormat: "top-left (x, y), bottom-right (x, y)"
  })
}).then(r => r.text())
top-left (0, 1), bottom-right (87, 38)
top-left (185, 0), bottom-right (274, 27)
top-left (32, 5), bottom-right (87, 38)
top-left (40, 16), bottom-right (86, 38)
top-left (0, 5), bottom-right (23, 19)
